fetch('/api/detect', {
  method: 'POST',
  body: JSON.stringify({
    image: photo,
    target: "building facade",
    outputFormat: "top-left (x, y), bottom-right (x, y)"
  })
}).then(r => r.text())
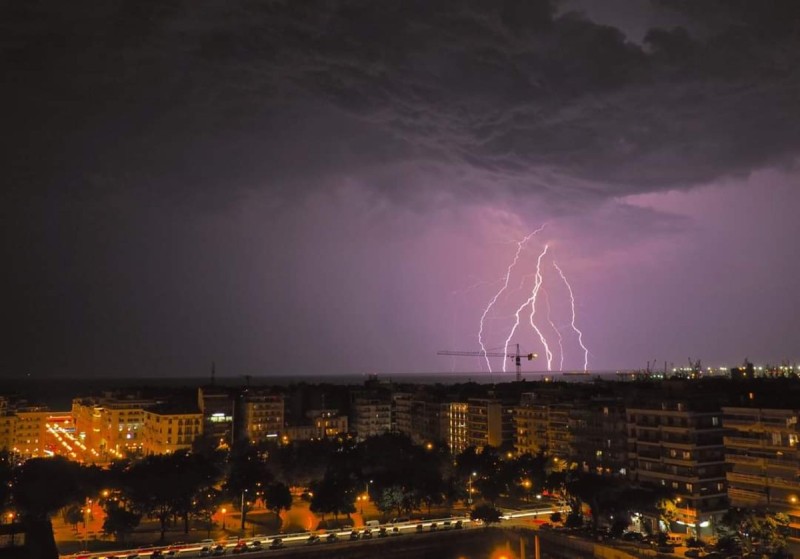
top-left (351, 396), bottom-right (392, 440)
top-left (242, 393), bottom-right (284, 444)
top-left (723, 406), bottom-right (800, 540)
top-left (141, 407), bottom-right (203, 455)
top-left (627, 400), bottom-right (728, 536)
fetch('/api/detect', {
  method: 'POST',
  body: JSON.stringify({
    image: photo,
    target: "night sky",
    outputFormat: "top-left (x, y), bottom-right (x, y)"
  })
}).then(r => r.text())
top-left (3, 0), bottom-right (800, 378)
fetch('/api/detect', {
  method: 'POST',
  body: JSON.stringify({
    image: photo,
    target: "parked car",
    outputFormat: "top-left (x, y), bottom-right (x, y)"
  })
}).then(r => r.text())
top-left (247, 541), bottom-right (262, 552)
top-left (198, 547), bottom-right (211, 558)
top-left (378, 527), bottom-right (388, 538)
top-left (454, 520), bottom-right (463, 530)
top-left (268, 538), bottom-right (284, 550)
top-left (349, 530), bottom-right (360, 540)
top-left (362, 528), bottom-right (373, 539)
top-left (231, 543), bottom-right (247, 555)
top-left (442, 521), bottom-right (452, 530)
top-left (211, 546), bottom-right (225, 557)
top-left (416, 524), bottom-right (424, 533)
top-left (306, 534), bottom-right (321, 545)
top-left (391, 526), bottom-right (401, 536)
top-left (430, 522), bottom-right (438, 531)
top-left (326, 533), bottom-right (338, 543)
top-left (622, 531), bottom-right (644, 542)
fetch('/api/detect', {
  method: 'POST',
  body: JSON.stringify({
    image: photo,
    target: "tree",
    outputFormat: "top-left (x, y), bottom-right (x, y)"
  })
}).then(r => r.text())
top-left (264, 482), bottom-right (292, 526)
top-left (102, 500), bottom-right (140, 542)
top-left (192, 488), bottom-right (223, 537)
top-left (13, 457), bottom-right (99, 559)
top-left (470, 504), bottom-right (502, 525)
top-left (224, 444), bottom-right (273, 530)
top-left (125, 452), bottom-right (207, 541)
top-left (309, 473), bottom-right (357, 521)
top-left (720, 507), bottom-right (790, 555)
top-left (64, 504), bottom-right (83, 531)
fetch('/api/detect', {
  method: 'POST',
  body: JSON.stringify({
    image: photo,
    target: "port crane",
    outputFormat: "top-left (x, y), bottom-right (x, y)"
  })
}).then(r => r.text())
top-left (438, 344), bottom-right (537, 381)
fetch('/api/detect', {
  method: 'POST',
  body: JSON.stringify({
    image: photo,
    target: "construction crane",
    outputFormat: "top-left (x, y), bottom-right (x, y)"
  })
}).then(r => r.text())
top-left (438, 344), bottom-right (537, 381)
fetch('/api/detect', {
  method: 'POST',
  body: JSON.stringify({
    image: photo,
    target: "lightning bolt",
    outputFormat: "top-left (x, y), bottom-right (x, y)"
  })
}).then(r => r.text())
top-left (478, 224), bottom-right (546, 372)
top-left (503, 244), bottom-right (551, 372)
top-left (543, 288), bottom-right (564, 371)
top-left (528, 246), bottom-right (553, 371)
top-left (554, 261), bottom-right (589, 371)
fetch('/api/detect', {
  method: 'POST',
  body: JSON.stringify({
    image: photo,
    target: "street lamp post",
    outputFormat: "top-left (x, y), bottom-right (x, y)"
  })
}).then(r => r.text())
top-left (241, 489), bottom-right (248, 531)
top-left (221, 507), bottom-right (227, 530)
top-left (7, 512), bottom-right (14, 546)
top-left (467, 472), bottom-right (477, 506)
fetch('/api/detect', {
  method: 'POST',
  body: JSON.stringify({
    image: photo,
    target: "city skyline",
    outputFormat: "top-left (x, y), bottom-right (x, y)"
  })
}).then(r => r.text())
top-left (4, 1), bottom-right (800, 378)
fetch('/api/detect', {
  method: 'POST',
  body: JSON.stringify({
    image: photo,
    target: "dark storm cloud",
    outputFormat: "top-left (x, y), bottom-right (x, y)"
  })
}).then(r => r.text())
top-left (3, 0), bottom-right (800, 377)
top-left (3, 0), bottom-right (800, 210)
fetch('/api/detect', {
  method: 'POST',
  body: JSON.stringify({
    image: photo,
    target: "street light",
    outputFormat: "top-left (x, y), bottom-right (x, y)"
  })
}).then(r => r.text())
top-left (467, 472), bottom-right (477, 506)
top-left (7, 512), bottom-right (14, 546)
top-left (221, 507), bottom-right (227, 530)
top-left (241, 489), bottom-right (249, 530)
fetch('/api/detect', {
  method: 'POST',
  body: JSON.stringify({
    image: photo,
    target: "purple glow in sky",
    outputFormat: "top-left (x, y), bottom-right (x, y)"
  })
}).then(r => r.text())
top-left (3, 0), bottom-right (799, 377)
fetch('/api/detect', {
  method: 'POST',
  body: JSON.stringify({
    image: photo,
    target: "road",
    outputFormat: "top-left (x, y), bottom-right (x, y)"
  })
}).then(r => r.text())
top-left (61, 503), bottom-right (565, 559)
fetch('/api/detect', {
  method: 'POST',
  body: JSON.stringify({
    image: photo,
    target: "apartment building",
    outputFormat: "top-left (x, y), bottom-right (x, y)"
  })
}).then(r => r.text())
top-left (141, 406), bottom-right (203, 455)
top-left (72, 396), bottom-right (156, 461)
top-left (13, 407), bottom-right (52, 459)
top-left (447, 402), bottom-right (469, 456)
top-left (241, 393), bottom-right (284, 444)
top-left (569, 398), bottom-right (628, 476)
top-left (198, 387), bottom-right (235, 449)
top-left (723, 406), bottom-right (800, 540)
top-left (351, 396), bottom-right (392, 440)
top-left (627, 399), bottom-right (727, 536)
top-left (468, 398), bottom-right (514, 449)
top-left (283, 409), bottom-right (349, 442)
top-left (515, 395), bottom-right (549, 456)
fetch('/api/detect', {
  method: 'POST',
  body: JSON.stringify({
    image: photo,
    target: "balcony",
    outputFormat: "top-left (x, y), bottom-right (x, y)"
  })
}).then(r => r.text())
top-left (726, 453), bottom-right (764, 466)
top-left (725, 436), bottom-right (764, 448)
top-left (727, 472), bottom-right (767, 486)
top-left (766, 457), bottom-right (798, 469)
top-left (769, 477), bottom-right (800, 490)
top-left (728, 486), bottom-right (768, 504)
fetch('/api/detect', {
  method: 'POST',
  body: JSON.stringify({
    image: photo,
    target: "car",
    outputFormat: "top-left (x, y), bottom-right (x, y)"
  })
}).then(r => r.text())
top-left (622, 532), bottom-right (643, 542)
top-left (125, 554), bottom-right (139, 559)
top-left (198, 548), bottom-right (211, 558)
top-left (306, 534), bottom-right (321, 545)
top-left (326, 533), bottom-right (338, 543)
top-left (684, 550), bottom-right (703, 558)
top-left (231, 543), bottom-right (247, 555)
top-left (247, 541), bottom-right (262, 551)
top-left (151, 551), bottom-right (164, 559)
top-left (349, 530), bottom-right (360, 540)
top-left (454, 520), bottom-right (463, 530)
top-left (268, 538), bottom-right (284, 550)
top-left (391, 526), bottom-right (401, 536)
top-left (362, 528), bottom-right (372, 539)
top-left (378, 527), bottom-right (388, 538)
top-left (415, 523), bottom-right (424, 533)
top-left (429, 522), bottom-right (438, 531)
top-left (211, 546), bottom-right (225, 557)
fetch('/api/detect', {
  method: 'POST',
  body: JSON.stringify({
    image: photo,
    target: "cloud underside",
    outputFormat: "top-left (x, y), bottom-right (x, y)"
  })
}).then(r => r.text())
top-left (2, 0), bottom-right (800, 207)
